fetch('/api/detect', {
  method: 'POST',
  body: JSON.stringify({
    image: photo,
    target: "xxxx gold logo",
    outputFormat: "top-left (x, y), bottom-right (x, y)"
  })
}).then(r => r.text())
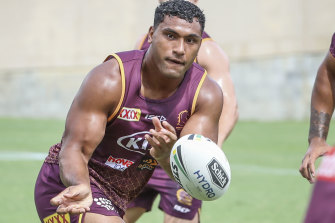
top-left (43, 213), bottom-right (71, 223)
top-left (118, 107), bottom-right (141, 121)
top-left (176, 110), bottom-right (189, 130)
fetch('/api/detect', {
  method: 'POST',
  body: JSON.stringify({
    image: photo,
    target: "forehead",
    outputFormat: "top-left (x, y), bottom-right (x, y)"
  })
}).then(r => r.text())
top-left (157, 15), bottom-right (202, 36)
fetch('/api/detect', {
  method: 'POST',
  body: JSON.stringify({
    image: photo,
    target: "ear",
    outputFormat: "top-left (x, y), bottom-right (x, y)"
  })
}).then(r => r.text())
top-left (148, 26), bottom-right (154, 44)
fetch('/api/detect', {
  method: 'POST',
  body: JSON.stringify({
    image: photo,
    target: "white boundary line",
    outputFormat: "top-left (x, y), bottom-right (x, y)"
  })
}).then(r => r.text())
top-left (0, 151), bottom-right (299, 175)
top-left (0, 151), bottom-right (47, 161)
top-left (233, 164), bottom-right (299, 176)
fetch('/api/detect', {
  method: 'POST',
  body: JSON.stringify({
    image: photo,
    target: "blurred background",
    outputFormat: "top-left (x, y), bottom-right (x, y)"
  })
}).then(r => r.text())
top-left (1, 0), bottom-right (334, 120)
top-left (1, 0), bottom-right (335, 222)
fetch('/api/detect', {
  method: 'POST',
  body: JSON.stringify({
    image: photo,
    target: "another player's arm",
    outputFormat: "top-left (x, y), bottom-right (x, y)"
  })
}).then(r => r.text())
top-left (50, 59), bottom-right (122, 214)
top-left (197, 40), bottom-right (238, 147)
top-left (300, 52), bottom-right (335, 183)
top-left (181, 76), bottom-right (223, 144)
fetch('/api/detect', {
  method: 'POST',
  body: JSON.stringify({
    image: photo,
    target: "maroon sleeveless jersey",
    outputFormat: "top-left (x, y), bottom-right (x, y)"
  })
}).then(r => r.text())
top-left (330, 33), bottom-right (335, 57)
top-left (44, 50), bottom-right (207, 212)
top-left (138, 31), bottom-right (212, 50)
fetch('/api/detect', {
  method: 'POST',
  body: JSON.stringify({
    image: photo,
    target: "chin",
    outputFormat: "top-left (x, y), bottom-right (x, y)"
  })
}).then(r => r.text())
top-left (163, 69), bottom-right (185, 79)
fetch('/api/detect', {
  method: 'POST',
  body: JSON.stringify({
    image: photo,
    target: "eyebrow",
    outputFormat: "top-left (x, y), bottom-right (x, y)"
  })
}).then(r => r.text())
top-left (162, 28), bottom-right (202, 39)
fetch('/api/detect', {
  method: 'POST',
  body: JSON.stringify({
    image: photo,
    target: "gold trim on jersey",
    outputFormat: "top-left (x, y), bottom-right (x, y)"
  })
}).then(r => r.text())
top-left (202, 37), bottom-right (212, 42)
top-left (78, 213), bottom-right (83, 223)
top-left (107, 53), bottom-right (126, 122)
top-left (138, 33), bottom-right (148, 50)
top-left (191, 70), bottom-right (207, 115)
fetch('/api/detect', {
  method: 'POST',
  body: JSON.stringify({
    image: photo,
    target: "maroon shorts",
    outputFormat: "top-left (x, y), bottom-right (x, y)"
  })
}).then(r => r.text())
top-left (304, 180), bottom-right (335, 223)
top-left (304, 149), bottom-right (335, 223)
top-left (34, 162), bottom-right (124, 223)
top-left (127, 167), bottom-right (202, 220)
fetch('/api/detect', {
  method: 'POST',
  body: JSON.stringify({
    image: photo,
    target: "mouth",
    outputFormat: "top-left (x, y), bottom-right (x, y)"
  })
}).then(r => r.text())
top-left (166, 58), bottom-right (185, 66)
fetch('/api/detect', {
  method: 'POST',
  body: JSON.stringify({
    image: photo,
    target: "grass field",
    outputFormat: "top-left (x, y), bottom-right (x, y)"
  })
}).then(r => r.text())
top-left (1, 117), bottom-right (333, 222)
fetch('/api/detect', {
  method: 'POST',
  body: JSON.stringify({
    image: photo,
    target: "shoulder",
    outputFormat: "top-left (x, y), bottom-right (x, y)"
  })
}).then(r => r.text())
top-left (199, 39), bottom-right (229, 62)
top-left (77, 56), bottom-right (122, 109)
top-left (197, 38), bottom-right (229, 72)
top-left (196, 74), bottom-right (223, 112)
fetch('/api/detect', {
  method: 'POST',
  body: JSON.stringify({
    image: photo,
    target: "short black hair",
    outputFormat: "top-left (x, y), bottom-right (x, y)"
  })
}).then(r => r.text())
top-left (154, 0), bottom-right (205, 33)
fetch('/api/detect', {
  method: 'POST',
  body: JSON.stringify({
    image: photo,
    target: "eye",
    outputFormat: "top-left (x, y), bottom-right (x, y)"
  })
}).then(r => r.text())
top-left (186, 38), bottom-right (196, 44)
top-left (167, 33), bottom-right (175, 39)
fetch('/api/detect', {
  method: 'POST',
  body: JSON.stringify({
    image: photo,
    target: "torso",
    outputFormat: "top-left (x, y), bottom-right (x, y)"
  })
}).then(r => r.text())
top-left (44, 50), bottom-right (207, 211)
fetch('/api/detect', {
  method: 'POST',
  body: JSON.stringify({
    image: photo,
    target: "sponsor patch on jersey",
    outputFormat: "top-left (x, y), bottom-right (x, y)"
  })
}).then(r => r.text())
top-left (43, 213), bottom-right (71, 223)
top-left (117, 131), bottom-right (150, 155)
top-left (105, 155), bottom-right (134, 171)
top-left (145, 114), bottom-right (167, 121)
top-left (118, 107), bottom-right (141, 121)
top-left (173, 204), bottom-right (191, 213)
top-left (207, 158), bottom-right (229, 189)
top-left (137, 155), bottom-right (158, 170)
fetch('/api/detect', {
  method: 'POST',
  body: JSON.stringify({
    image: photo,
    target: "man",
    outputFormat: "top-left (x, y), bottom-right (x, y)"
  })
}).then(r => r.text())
top-left (124, 0), bottom-right (237, 222)
top-left (34, 1), bottom-right (223, 223)
top-left (300, 33), bottom-right (335, 223)
top-left (136, 0), bottom-right (238, 145)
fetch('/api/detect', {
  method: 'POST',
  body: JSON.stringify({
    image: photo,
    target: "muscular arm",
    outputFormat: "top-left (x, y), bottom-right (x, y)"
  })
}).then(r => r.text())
top-left (197, 40), bottom-right (238, 147)
top-left (181, 76), bottom-right (223, 143)
top-left (52, 58), bottom-right (122, 213)
top-left (300, 52), bottom-right (335, 183)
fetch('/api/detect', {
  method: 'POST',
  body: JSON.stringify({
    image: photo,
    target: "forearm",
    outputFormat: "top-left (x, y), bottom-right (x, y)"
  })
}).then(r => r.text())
top-left (308, 106), bottom-right (332, 144)
top-left (59, 145), bottom-right (91, 187)
top-left (308, 69), bottom-right (335, 143)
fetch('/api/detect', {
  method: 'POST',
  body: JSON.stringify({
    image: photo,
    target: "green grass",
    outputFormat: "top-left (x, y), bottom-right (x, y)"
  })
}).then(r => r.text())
top-left (1, 118), bottom-right (333, 222)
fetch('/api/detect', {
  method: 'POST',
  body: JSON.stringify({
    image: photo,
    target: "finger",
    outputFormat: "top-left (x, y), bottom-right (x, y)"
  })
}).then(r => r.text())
top-left (162, 121), bottom-right (177, 135)
top-left (149, 130), bottom-right (166, 145)
top-left (299, 156), bottom-right (310, 180)
top-left (50, 188), bottom-right (71, 206)
top-left (160, 129), bottom-right (177, 142)
top-left (152, 117), bottom-right (163, 132)
top-left (57, 204), bottom-right (90, 215)
top-left (145, 134), bottom-right (160, 148)
top-left (308, 156), bottom-right (317, 183)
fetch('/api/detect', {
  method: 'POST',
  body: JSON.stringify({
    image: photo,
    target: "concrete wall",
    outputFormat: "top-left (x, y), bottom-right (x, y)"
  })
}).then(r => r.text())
top-left (0, 0), bottom-right (334, 120)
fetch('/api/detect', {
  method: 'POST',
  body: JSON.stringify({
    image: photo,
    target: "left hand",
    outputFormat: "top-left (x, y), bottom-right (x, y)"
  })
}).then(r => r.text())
top-left (50, 184), bottom-right (92, 215)
top-left (145, 117), bottom-right (177, 162)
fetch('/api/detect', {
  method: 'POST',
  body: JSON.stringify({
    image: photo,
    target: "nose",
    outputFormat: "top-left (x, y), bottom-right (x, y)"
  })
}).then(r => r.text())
top-left (173, 39), bottom-right (185, 56)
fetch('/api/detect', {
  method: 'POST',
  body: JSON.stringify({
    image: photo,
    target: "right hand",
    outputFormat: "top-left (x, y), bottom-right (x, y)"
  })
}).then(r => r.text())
top-left (299, 139), bottom-right (332, 183)
top-left (50, 184), bottom-right (93, 215)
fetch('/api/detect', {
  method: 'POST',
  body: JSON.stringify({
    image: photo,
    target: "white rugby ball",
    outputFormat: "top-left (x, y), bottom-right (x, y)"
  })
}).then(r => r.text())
top-left (170, 134), bottom-right (231, 201)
